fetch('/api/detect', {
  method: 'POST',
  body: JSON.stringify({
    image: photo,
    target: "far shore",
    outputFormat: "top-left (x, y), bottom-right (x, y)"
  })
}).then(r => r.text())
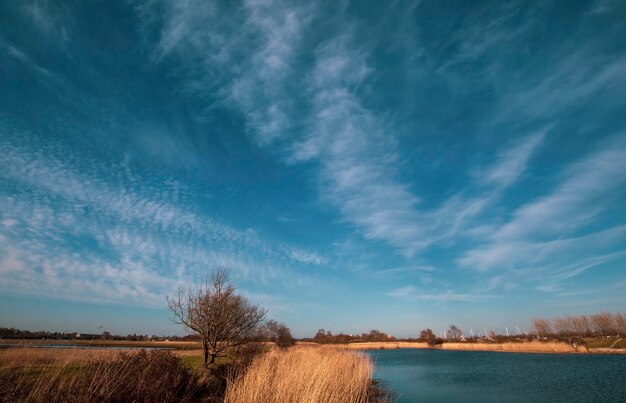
top-left (3, 338), bottom-right (625, 354)
top-left (326, 340), bottom-right (626, 354)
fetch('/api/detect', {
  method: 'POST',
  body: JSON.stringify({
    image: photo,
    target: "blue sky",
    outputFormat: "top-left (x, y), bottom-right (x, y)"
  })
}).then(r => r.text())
top-left (1, 0), bottom-right (625, 338)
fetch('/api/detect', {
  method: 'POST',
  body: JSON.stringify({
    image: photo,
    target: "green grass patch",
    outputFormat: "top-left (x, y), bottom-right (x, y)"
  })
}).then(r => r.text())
top-left (585, 337), bottom-right (626, 349)
top-left (180, 354), bottom-right (236, 372)
top-left (586, 339), bottom-right (613, 348)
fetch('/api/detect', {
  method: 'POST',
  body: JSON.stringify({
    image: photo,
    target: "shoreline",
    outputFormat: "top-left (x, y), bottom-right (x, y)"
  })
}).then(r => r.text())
top-left (327, 341), bottom-right (626, 354)
top-left (3, 338), bottom-right (624, 355)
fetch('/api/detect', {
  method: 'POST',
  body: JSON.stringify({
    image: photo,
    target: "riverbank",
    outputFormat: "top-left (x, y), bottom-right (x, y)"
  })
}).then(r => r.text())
top-left (336, 340), bottom-right (626, 354)
top-left (436, 341), bottom-right (586, 353)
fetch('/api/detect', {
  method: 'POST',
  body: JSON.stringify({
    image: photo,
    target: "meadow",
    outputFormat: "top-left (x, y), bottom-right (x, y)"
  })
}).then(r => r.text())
top-left (0, 344), bottom-right (381, 403)
top-left (0, 348), bottom-right (209, 402)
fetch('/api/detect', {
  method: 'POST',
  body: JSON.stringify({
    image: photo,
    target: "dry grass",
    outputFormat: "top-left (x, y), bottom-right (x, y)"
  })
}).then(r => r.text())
top-left (224, 346), bottom-right (374, 403)
top-left (0, 348), bottom-right (119, 368)
top-left (589, 348), bottom-right (626, 354)
top-left (439, 341), bottom-right (583, 353)
top-left (343, 341), bottom-right (429, 350)
top-left (0, 339), bottom-right (201, 350)
top-left (1, 344), bottom-right (381, 402)
top-left (320, 340), bottom-right (590, 354)
top-left (0, 349), bottom-right (206, 402)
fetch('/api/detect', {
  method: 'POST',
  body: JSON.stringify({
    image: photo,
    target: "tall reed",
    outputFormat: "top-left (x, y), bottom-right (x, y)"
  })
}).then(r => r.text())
top-left (225, 346), bottom-right (373, 403)
top-left (0, 349), bottom-right (204, 402)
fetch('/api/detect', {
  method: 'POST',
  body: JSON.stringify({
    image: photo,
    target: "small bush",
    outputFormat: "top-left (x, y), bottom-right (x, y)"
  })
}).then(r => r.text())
top-left (427, 338), bottom-right (444, 346)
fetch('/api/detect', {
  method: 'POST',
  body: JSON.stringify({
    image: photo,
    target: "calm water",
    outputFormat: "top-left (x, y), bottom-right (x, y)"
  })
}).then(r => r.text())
top-left (368, 349), bottom-right (626, 403)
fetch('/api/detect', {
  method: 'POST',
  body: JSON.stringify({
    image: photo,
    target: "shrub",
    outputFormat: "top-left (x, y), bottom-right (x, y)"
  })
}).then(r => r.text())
top-left (427, 338), bottom-right (444, 346)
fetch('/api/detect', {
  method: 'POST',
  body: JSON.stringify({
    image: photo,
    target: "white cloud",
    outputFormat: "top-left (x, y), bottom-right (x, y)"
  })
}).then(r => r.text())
top-left (388, 286), bottom-right (498, 302)
top-left (496, 52), bottom-right (626, 123)
top-left (289, 249), bottom-right (325, 265)
top-left (494, 138), bottom-right (626, 242)
top-left (454, 139), bottom-right (626, 295)
top-left (480, 129), bottom-right (546, 188)
top-left (139, 0), bottom-right (626, 305)
top-left (0, 132), bottom-right (325, 304)
top-left (148, 1), bottom-right (430, 256)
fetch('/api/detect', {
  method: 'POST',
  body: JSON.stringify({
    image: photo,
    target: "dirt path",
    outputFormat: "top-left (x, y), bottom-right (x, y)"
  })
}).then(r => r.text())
top-left (610, 338), bottom-right (623, 348)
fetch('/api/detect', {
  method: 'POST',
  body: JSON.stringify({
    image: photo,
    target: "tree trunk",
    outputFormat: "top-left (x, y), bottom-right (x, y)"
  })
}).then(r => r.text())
top-left (209, 354), bottom-right (216, 365)
top-left (203, 343), bottom-right (209, 368)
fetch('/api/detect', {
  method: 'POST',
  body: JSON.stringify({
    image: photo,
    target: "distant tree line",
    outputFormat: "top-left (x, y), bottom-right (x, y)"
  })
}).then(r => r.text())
top-left (531, 311), bottom-right (626, 338)
top-left (308, 329), bottom-right (395, 344)
top-left (0, 327), bottom-right (205, 341)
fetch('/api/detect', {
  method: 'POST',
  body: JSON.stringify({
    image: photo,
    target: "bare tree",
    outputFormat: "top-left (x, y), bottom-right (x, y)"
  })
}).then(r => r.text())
top-left (531, 318), bottom-right (552, 338)
top-left (591, 312), bottom-right (616, 336)
top-left (447, 325), bottom-right (463, 340)
top-left (553, 316), bottom-right (571, 336)
top-left (262, 319), bottom-right (295, 348)
top-left (167, 268), bottom-right (266, 368)
top-left (616, 313), bottom-right (626, 336)
top-left (571, 315), bottom-right (592, 337)
top-left (419, 328), bottom-right (435, 341)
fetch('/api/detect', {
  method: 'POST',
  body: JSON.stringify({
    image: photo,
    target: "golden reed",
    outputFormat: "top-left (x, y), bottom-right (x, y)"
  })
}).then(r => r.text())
top-left (225, 346), bottom-right (373, 403)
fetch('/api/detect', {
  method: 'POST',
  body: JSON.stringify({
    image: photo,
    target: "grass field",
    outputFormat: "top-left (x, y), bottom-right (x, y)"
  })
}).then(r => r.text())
top-left (0, 348), bottom-right (208, 402)
top-left (0, 343), bottom-right (381, 402)
top-left (0, 338), bottom-right (201, 350)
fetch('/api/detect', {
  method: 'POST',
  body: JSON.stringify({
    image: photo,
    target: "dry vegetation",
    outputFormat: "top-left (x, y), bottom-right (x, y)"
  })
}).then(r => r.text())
top-left (224, 346), bottom-right (375, 403)
top-left (334, 340), bottom-right (585, 353)
top-left (532, 312), bottom-right (626, 338)
top-left (0, 345), bottom-right (381, 402)
top-left (0, 339), bottom-right (202, 349)
top-left (0, 349), bottom-right (209, 403)
top-left (0, 348), bottom-right (118, 368)
top-left (344, 341), bottom-right (429, 350)
top-left (438, 341), bottom-right (584, 353)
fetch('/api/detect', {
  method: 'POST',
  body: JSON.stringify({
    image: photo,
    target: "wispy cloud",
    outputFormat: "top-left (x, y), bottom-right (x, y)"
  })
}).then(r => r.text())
top-left (388, 286), bottom-right (499, 302)
top-left (148, 0), bottom-right (430, 256)
top-left (493, 137), bottom-right (626, 242)
top-left (479, 130), bottom-right (546, 188)
top-left (0, 133), bottom-right (325, 305)
top-left (498, 53), bottom-right (626, 123)
top-left (302, 35), bottom-right (425, 256)
top-left (459, 138), bottom-right (626, 285)
top-left (0, 40), bottom-right (58, 80)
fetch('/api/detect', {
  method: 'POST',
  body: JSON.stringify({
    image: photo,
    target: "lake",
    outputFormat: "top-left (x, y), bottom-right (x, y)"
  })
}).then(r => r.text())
top-left (368, 349), bottom-right (626, 402)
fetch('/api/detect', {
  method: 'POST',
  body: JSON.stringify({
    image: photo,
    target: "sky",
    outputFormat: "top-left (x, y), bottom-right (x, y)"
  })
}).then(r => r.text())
top-left (1, 0), bottom-right (625, 338)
